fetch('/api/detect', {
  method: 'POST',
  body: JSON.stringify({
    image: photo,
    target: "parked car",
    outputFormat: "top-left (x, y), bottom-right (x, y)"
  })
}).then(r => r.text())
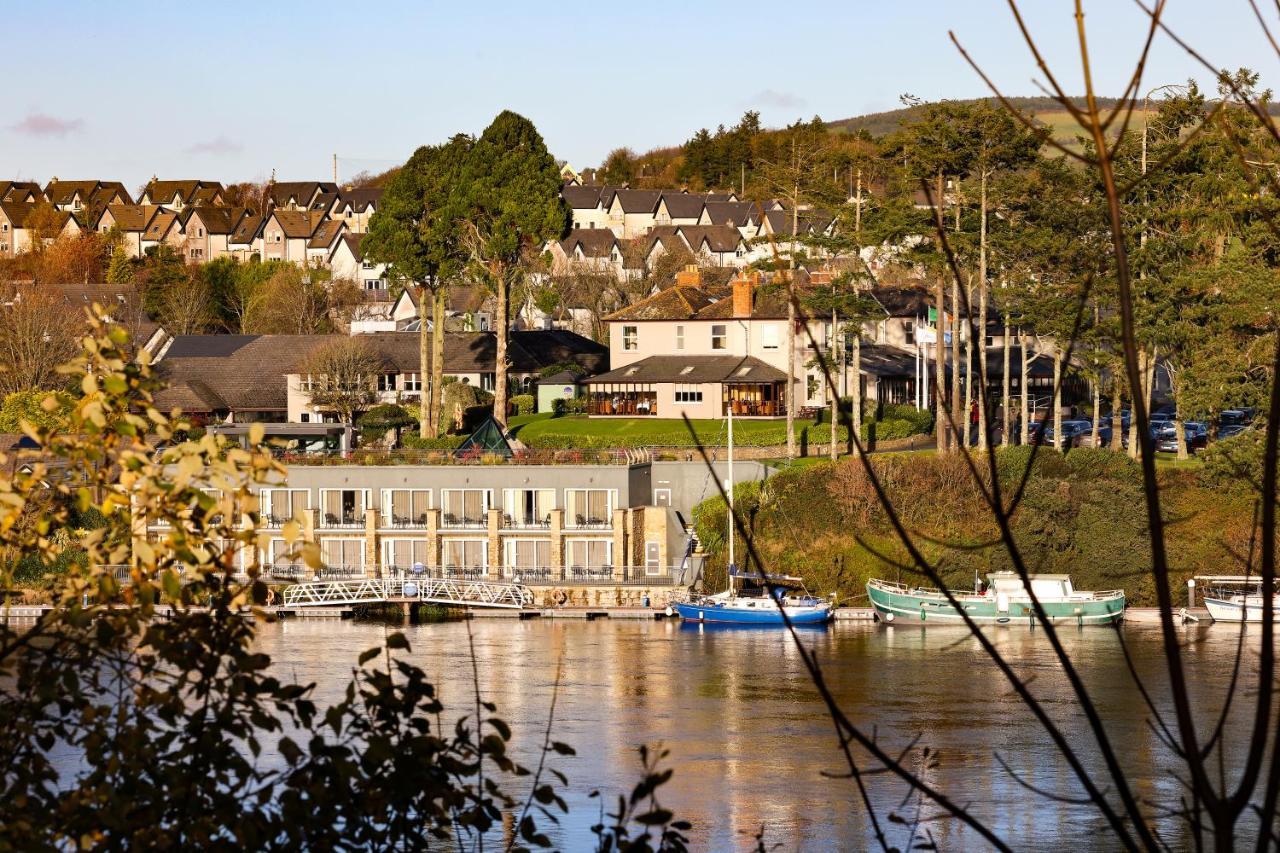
top-left (1075, 421), bottom-right (1115, 447)
top-left (1218, 409), bottom-right (1255, 430)
top-left (1039, 419), bottom-right (1092, 448)
top-left (1154, 422), bottom-right (1208, 453)
top-left (1217, 423), bottom-right (1252, 440)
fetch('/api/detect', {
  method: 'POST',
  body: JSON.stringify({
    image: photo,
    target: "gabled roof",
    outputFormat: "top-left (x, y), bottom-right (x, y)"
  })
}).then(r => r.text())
top-left (560, 227), bottom-right (619, 259)
top-left (269, 181), bottom-right (340, 208)
top-left (268, 210), bottom-right (327, 239)
top-left (336, 187), bottom-right (382, 211)
top-left (659, 192), bottom-right (705, 220)
top-left (143, 179), bottom-right (223, 204)
top-left (610, 188), bottom-right (661, 214)
top-left (703, 200), bottom-right (757, 227)
top-left (229, 213), bottom-right (264, 245)
top-left (678, 224), bottom-right (742, 254)
top-left (562, 184), bottom-right (604, 210)
top-left (0, 181), bottom-right (41, 203)
top-left (644, 225), bottom-right (690, 254)
top-left (187, 205), bottom-right (246, 235)
top-left (586, 355), bottom-right (786, 385)
top-left (0, 201), bottom-right (37, 227)
top-left (331, 232), bottom-right (365, 262)
top-left (43, 180), bottom-right (98, 205)
top-left (143, 210), bottom-right (180, 240)
top-left (694, 281), bottom-right (791, 320)
top-left (308, 219), bottom-right (346, 249)
top-left (604, 285), bottom-right (718, 321)
top-left (98, 204), bottom-right (160, 233)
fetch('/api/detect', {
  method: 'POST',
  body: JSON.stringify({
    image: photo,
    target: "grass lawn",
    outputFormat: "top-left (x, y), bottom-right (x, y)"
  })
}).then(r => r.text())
top-left (507, 413), bottom-right (824, 447)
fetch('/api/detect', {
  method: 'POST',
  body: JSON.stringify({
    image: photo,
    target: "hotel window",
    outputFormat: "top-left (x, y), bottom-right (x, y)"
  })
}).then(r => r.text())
top-left (267, 538), bottom-right (297, 569)
top-left (565, 489), bottom-right (612, 527)
top-left (382, 489), bottom-right (430, 526)
top-left (504, 539), bottom-right (551, 573)
top-left (261, 488), bottom-right (309, 525)
top-left (440, 489), bottom-right (490, 527)
top-left (623, 325), bottom-right (638, 350)
top-left (384, 538), bottom-right (431, 569)
top-left (674, 385), bottom-right (703, 404)
top-left (443, 539), bottom-right (486, 570)
top-left (567, 539), bottom-right (611, 569)
top-left (903, 320), bottom-right (915, 345)
top-left (320, 538), bottom-right (364, 572)
top-left (675, 325), bottom-right (685, 350)
top-left (761, 324), bottom-right (779, 350)
top-left (711, 324), bottom-right (727, 350)
top-left (404, 373), bottom-right (421, 391)
top-left (503, 488), bottom-right (554, 527)
top-left (377, 373), bottom-right (396, 392)
top-left (318, 489), bottom-right (369, 527)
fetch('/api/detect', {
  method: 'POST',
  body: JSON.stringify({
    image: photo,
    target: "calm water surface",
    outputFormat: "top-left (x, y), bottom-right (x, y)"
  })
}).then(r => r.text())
top-left (255, 619), bottom-right (1261, 850)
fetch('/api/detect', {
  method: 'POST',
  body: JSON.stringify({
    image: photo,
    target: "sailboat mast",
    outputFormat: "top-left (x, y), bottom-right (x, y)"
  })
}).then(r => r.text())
top-left (727, 400), bottom-right (735, 595)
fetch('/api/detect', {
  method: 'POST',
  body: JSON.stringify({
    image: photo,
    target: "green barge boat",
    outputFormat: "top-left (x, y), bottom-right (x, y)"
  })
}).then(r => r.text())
top-left (866, 572), bottom-right (1126, 626)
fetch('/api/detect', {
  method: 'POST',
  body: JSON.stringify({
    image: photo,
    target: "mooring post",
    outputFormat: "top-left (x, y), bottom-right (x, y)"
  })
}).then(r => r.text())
top-left (402, 601), bottom-right (412, 623)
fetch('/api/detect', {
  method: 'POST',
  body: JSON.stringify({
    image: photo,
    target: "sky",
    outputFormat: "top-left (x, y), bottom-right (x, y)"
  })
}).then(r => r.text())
top-left (1, 1), bottom-right (1274, 191)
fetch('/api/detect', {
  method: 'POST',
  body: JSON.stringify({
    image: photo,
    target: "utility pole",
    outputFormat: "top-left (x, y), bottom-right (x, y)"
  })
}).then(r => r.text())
top-left (333, 153), bottom-right (339, 184)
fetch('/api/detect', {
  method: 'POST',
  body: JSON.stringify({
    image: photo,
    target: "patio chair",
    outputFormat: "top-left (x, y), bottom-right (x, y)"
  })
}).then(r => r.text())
top-left (576, 514), bottom-right (586, 527)
top-left (444, 513), bottom-right (458, 526)
top-left (415, 513), bottom-right (428, 526)
top-left (324, 513), bottom-right (340, 526)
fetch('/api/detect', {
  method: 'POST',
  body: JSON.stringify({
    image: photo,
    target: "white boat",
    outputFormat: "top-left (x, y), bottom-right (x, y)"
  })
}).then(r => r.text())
top-left (1198, 576), bottom-right (1280, 623)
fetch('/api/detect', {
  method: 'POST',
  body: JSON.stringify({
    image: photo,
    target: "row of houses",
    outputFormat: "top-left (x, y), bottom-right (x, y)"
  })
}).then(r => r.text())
top-left (0, 178), bottom-right (389, 293)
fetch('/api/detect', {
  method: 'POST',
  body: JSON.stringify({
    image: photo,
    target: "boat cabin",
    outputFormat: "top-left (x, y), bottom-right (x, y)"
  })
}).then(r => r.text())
top-left (987, 572), bottom-right (1075, 600)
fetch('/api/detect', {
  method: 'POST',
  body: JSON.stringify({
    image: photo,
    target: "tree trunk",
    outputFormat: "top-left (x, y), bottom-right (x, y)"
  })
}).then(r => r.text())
top-left (1090, 379), bottom-right (1100, 448)
top-left (432, 287), bottom-right (447, 437)
top-left (978, 172), bottom-right (988, 450)
top-left (1002, 316), bottom-right (1011, 447)
top-left (1110, 381), bottom-right (1123, 452)
top-left (962, 278), bottom-right (973, 450)
top-left (418, 286), bottom-right (431, 439)
top-left (1053, 348), bottom-right (1063, 452)
top-left (852, 333), bottom-right (863, 457)
top-left (950, 276), bottom-right (962, 451)
top-left (1174, 374), bottom-right (1188, 461)
top-left (934, 276), bottom-right (947, 453)
top-left (830, 307), bottom-right (838, 461)
top-left (786, 293), bottom-right (797, 459)
top-left (494, 266), bottom-right (509, 427)
top-left (1127, 349), bottom-right (1143, 459)
top-left (1020, 339), bottom-right (1030, 446)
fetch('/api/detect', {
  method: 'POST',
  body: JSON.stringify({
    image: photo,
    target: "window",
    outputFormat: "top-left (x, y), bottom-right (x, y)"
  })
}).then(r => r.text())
top-left (761, 324), bottom-right (779, 350)
top-left (565, 489), bottom-right (612, 528)
top-left (267, 538), bottom-right (297, 569)
top-left (440, 489), bottom-right (490, 527)
top-left (567, 539), bottom-right (611, 569)
top-left (382, 489), bottom-right (431, 526)
top-left (711, 324), bottom-right (727, 350)
top-left (1, 224), bottom-right (8, 232)
top-left (674, 386), bottom-right (703, 404)
top-left (480, 373), bottom-right (495, 392)
top-left (404, 373), bottom-right (421, 391)
top-left (384, 538), bottom-right (430, 569)
top-left (675, 325), bottom-right (685, 350)
top-left (364, 278), bottom-right (385, 290)
top-left (903, 321), bottom-right (915, 345)
top-left (362, 260), bottom-right (374, 269)
top-left (377, 373), bottom-right (396, 392)
top-left (443, 539), bottom-right (486, 570)
top-left (623, 325), bottom-right (638, 351)
top-left (318, 489), bottom-right (369, 527)
top-left (504, 539), bottom-right (551, 574)
top-left (197, 227), bottom-right (205, 237)
top-left (503, 488), bottom-right (555, 527)
top-left (300, 413), bottom-right (309, 423)
top-left (261, 488), bottom-right (309, 526)
top-left (320, 538), bottom-right (364, 573)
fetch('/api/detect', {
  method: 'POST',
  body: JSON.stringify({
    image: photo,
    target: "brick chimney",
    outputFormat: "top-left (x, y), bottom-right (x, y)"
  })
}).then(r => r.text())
top-left (675, 264), bottom-right (701, 287)
top-left (731, 271), bottom-right (756, 318)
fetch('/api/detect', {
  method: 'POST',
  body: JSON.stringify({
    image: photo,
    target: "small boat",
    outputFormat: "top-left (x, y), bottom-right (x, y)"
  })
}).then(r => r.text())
top-left (866, 572), bottom-right (1125, 626)
top-left (673, 574), bottom-right (833, 626)
top-left (1198, 576), bottom-right (1278, 623)
top-left (671, 401), bottom-right (831, 627)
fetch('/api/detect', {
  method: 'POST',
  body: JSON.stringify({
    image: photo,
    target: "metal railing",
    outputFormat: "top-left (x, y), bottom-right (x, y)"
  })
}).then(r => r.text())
top-left (282, 577), bottom-right (532, 609)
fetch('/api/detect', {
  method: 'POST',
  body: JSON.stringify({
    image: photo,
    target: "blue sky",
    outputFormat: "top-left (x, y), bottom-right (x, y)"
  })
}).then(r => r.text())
top-left (1, 1), bottom-right (1270, 191)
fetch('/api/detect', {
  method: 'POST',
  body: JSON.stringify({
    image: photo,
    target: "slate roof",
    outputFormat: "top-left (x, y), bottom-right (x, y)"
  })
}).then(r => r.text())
top-left (270, 210), bottom-right (326, 238)
top-left (308, 219), bottom-right (346, 249)
top-left (144, 210), bottom-right (179, 240)
top-left (693, 281), bottom-right (791, 320)
top-left (562, 184), bottom-right (604, 209)
top-left (610, 188), bottom-right (661, 214)
top-left (0, 202), bottom-right (36, 227)
top-left (188, 205), bottom-right (245, 235)
top-left (659, 192), bottom-right (705, 219)
top-left (230, 213), bottom-right (264, 245)
top-left (703, 200), bottom-right (757, 227)
top-left (858, 343), bottom-right (918, 378)
top-left (560, 227), bottom-right (618, 258)
top-left (873, 287), bottom-right (931, 318)
top-left (269, 181), bottom-right (339, 208)
top-left (603, 285), bottom-right (718, 321)
top-left (99, 204), bottom-right (156, 232)
top-left (679, 224), bottom-right (742, 254)
top-left (0, 181), bottom-right (41, 203)
top-left (337, 187), bottom-right (382, 211)
top-left (143, 180), bottom-right (222, 204)
top-left (586, 355), bottom-right (786, 385)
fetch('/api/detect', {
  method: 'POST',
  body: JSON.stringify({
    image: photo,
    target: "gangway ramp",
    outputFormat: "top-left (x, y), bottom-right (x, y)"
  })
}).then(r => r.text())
top-left (282, 577), bottom-right (532, 609)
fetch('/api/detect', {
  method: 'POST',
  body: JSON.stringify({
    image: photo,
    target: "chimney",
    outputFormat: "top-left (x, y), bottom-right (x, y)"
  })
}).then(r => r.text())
top-left (732, 271), bottom-right (755, 318)
top-left (675, 264), bottom-right (701, 287)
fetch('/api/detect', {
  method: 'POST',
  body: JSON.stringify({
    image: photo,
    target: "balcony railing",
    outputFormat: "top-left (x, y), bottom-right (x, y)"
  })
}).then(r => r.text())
top-left (440, 512), bottom-right (487, 529)
top-left (385, 514), bottom-right (430, 529)
top-left (503, 513), bottom-right (552, 530)
top-left (565, 514), bottom-right (611, 531)
top-left (381, 565), bottom-right (691, 586)
top-left (319, 512), bottom-right (365, 529)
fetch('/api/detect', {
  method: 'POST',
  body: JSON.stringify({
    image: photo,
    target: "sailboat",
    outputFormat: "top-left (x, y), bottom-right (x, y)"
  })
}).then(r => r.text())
top-left (672, 401), bottom-right (833, 626)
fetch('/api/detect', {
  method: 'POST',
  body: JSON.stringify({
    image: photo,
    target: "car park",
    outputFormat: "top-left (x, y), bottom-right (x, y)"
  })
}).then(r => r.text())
top-left (1154, 422), bottom-right (1208, 454)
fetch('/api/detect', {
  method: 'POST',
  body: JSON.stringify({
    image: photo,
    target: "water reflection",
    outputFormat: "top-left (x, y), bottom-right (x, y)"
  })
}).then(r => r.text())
top-left (255, 620), bottom-right (1266, 849)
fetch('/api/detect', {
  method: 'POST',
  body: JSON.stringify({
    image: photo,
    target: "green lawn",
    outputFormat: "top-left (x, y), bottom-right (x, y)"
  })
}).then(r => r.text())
top-left (507, 413), bottom-right (824, 448)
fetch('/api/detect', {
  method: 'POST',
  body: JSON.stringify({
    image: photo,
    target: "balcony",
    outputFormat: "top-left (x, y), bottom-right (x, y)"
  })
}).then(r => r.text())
top-left (565, 514), bottom-right (611, 531)
top-left (385, 513), bottom-right (429, 529)
top-left (503, 512), bottom-right (552, 530)
top-left (440, 512), bottom-right (487, 530)
top-left (319, 512), bottom-right (365, 529)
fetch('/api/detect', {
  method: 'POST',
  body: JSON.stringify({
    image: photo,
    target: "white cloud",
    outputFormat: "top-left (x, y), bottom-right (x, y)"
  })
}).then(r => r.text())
top-left (9, 113), bottom-right (83, 137)
top-left (184, 136), bottom-right (243, 156)
top-left (749, 89), bottom-right (807, 110)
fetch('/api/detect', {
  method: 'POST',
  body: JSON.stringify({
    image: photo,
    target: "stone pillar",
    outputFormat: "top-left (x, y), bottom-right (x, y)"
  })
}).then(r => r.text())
top-left (550, 509), bottom-right (564, 580)
top-left (426, 508), bottom-right (440, 574)
top-left (364, 507), bottom-right (379, 577)
top-left (612, 508), bottom-right (626, 580)
top-left (303, 509), bottom-right (320, 580)
top-left (487, 508), bottom-right (502, 578)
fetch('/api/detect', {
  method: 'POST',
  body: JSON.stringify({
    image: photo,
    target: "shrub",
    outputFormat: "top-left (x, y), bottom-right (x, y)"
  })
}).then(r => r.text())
top-left (401, 433), bottom-right (465, 450)
top-left (0, 389), bottom-right (74, 433)
top-left (510, 394), bottom-right (536, 416)
top-left (552, 395), bottom-right (588, 415)
top-left (1200, 428), bottom-right (1267, 495)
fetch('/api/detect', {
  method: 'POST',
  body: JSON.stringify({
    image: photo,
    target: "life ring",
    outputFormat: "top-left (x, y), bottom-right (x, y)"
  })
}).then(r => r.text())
top-left (552, 588), bottom-right (568, 606)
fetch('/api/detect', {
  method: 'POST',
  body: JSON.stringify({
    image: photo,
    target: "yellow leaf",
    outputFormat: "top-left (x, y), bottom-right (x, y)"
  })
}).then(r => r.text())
top-left (282, 519), bottom-right (300, 543)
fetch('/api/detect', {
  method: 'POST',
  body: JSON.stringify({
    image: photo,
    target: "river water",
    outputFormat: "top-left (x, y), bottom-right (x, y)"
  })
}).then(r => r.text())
top-left (255, 618), bottom-right (1264, 850)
